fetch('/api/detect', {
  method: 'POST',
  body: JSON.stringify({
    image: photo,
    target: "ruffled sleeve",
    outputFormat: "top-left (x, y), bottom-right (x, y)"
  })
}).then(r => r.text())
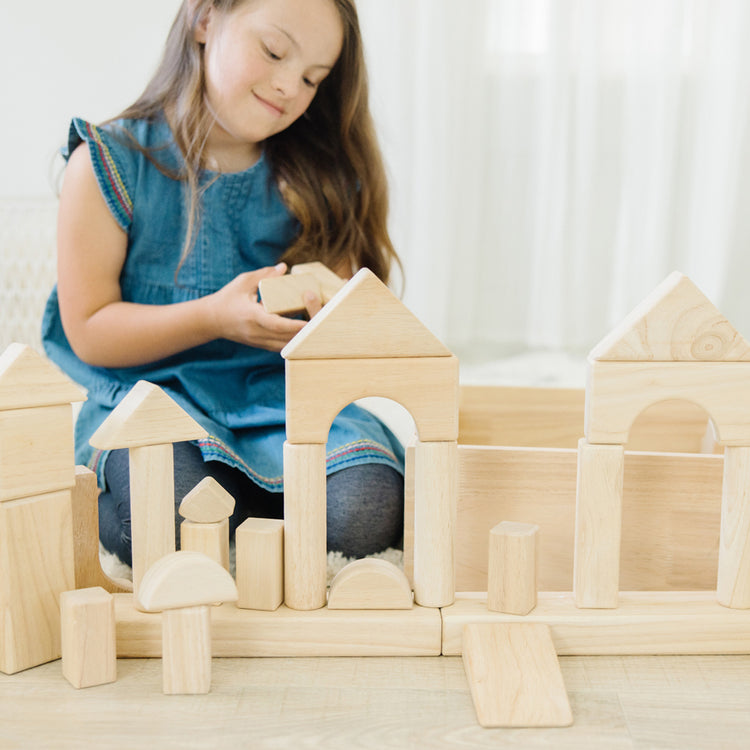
top-left (64, 118), bottom-right (135, 232)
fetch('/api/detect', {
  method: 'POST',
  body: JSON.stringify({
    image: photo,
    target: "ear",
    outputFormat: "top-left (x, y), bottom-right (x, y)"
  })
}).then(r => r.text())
top-left (191, 3), bottom-right (214, 44)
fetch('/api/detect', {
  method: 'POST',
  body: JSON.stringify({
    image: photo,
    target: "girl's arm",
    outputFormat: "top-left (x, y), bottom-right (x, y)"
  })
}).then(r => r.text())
top-left (57, 145), bottom-right (314, 369)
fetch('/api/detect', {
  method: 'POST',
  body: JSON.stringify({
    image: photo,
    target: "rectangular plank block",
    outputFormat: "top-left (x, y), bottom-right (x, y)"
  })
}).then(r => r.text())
top-left (236, 518), bottom-right (284, 611)
top-left (162, 606), bottom-right (212, 694)
top-left (61, 587), bottom-right (116, 688)
top-left (462, 623), bottom-right (572, 727)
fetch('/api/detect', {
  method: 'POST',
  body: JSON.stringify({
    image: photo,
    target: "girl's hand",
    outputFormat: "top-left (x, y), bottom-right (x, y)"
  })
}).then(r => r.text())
top-left (206, 264), bottom-right (321, 352)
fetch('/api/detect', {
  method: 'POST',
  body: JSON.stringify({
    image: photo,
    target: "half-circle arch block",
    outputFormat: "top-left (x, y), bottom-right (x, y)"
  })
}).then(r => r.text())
top-left (138, 551), bottom-right (238, 612)
top-left (327, 558), bottom-right (413, 610)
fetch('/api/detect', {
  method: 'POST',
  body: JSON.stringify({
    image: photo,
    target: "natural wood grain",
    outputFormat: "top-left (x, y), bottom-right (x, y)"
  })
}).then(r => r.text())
top-left (236, 517), bottom-right (284, 611)
top-left (180, 519), bottom-right (230, 571)
top-left (162, 605), bottom-right (212, 695)
top-left (327, 559), bottom-right (413, 610)
top-left (462, 623), bottom-right (572, 727)
top-left (290, 261), bottom-right (346, 302)
top-left (178, 477), bottom-right (235, 523)
top-left (259, 273), bottom-right (321, 316)
top-left (285, 356), bottom-right (459, 444)
top-left (488, 521), bottom-right (538, 615)
top-left (60, 587), bottom-right (116, 689)
top-left (282, 268), bottom-right (452, 360)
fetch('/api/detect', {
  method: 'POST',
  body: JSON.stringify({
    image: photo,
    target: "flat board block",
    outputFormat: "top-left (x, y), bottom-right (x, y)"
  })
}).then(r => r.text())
top-left (443, 592), bottom-right (750, 656)
top-left (462, 623), bottom-right (572, 727)
top-left (138, 551), bottom-right (238, 612)
top-left (179, 477), bottom-right (235, 523)
top-left (114, 596), bottom-right (442, 657)
top-left (259, 273), bottom-right (322, 316)
top-left (290, 261), bottom-right (347, 302)
top-left (590, 271), bottom-right (750, 362)
top-left (89, 380), bottom-right (207, 449)
top-left (327, 558), bottom-right (413, 609)
top-left (0, 343), bottom-right (86, 410)
top-left (282, 268), bottom-right (452, 360)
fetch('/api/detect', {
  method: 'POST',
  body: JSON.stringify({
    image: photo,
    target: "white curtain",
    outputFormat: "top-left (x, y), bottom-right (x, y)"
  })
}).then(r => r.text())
top-left (356, 0), bottom-right (750, 358)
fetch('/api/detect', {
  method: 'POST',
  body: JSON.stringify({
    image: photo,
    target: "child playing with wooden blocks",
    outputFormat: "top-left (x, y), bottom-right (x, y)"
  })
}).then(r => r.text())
top-left (41, 0), bottom-right (405, 567)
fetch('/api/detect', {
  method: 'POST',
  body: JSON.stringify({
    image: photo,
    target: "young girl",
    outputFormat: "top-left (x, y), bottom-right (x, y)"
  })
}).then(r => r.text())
top-left (42, 0), bottom-right (405, 567)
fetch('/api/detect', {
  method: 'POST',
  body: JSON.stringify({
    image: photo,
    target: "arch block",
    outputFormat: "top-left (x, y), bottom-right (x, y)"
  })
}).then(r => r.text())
top-left (327, 558), bottom-right (413, 610)
top-left (585, 360), bottom-right (750, 446)
top-left (285, 356), bottom-right (459, 444)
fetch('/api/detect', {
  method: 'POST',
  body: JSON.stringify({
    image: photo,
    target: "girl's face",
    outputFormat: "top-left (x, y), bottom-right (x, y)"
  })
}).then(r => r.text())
top-left (196, 0), bottom-right (343, 170)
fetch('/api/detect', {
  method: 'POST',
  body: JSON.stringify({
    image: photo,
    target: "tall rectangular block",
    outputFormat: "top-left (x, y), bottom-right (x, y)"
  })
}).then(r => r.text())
top-left (236, 518), bottom-right (284, 611)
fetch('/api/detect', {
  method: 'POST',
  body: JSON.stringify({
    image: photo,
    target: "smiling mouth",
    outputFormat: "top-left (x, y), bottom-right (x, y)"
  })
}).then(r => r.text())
top-left (254, 93), bottom-right (284, 116)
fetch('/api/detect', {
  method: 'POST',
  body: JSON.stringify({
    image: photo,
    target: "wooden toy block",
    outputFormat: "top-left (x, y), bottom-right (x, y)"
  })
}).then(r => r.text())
top-left (178, 476), bottom-right (235, 523)
top-left (488, 521), bottom-right (539, 615)
top-left (180, 518), bottom-right (230, 571)
top-left (138, 551), bottom-right (238, 694)
top-left (129, 443), bottom-right (176, 605)
top-left (462, 623), bottom-right (572, 728)
top-left (718, 446), bottom-right (750, 608)
top-left (71, 466), bottom-right (132, 593)
top-left (259, 272), bottom-right (322, 316)
top-left (236, 517), bottom-right (284, 611)
top-left (290, 261), bottom-right (347, 301)
top-left (0, 343), bottom-right (86, 411)
top-left (281, 268), bottom-right (452, 360)
top-left (283, 442), bottom-right (327, 610)
top-left (327, 558), bottom-right (413, 609)
top-left (285, 355), bottom-right (459, 444)
top-left (0, 490), bottom-right (75, 674)
top-left (114, 595), bottom-right (443, 657)
top-left (402, 435), bottom-right (416, 585)
top-left (0, 403), bottom-right (76, 502)
top-left (60, 587), bottom-right (116, 689)
top-left (89, 380), bottom-right (207, 450)
top-left (589, 271), bottom-right (750, 362)
top-left (585, 359), bottom-right (750, 446)
top-left (413, 440), bottom-right (457, 608)
top-left (574, 439), bottom-right (624, 608)
top-left (442, 592), bottom-right (750, 656)
top-left (405, 446), bottom-right (725, 593)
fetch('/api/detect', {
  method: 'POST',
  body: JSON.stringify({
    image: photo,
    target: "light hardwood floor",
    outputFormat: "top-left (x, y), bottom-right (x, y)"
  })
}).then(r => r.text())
top-left (1, 654), bottom-right (749, 749)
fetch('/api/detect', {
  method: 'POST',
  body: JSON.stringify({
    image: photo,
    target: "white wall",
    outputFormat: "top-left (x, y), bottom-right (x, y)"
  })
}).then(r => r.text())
top-left (3, 2), bottom-right (181, 198)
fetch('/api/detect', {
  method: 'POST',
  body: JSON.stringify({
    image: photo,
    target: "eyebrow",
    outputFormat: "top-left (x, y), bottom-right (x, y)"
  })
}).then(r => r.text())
top-left (271, 24), bottom-right (335, 70)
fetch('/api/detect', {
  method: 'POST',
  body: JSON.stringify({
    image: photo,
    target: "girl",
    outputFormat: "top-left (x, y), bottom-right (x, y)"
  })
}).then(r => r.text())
top-left (42, 0), bottom-right (405, 567)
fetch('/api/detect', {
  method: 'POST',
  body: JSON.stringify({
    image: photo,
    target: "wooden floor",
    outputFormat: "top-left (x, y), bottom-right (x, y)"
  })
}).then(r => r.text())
top-left (2, 654), bottom-right (750, 748)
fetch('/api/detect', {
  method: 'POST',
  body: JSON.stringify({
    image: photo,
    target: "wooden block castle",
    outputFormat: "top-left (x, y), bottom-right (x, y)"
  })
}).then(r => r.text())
top-left (3, 267), bottom-right (750, 726)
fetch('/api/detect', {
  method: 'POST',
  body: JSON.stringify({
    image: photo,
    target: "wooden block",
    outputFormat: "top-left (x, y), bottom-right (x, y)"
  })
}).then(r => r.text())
top-left (413, 440), bottom-right (457, 608)
top-left (180, 519), bottom-right (230, 571)
top-left (402, 436), bottom-right (416, 585)
top-left (285, 356), bottom-right (459, 444)
top-left (61, 587), bottom-right (116, 689)
top-left (462, 623), bottom-right (572, 727)
top-left (0, 343), bottom-right (86, 411)
top-left (71, 466), bottom-right (132, 593)
top-left (162, 605), bottom-right (212, 694)
top-left (574, 439), bottom-right (624, 608)
top-left (178, 477), bottom-right (235, 523)
top-left (89, 380), bottom-right (207, 450)
top-left (259, 273), bottom-right (322, 316)
top-left (236, 518), bottom-right (284, 611)
top-left (442, 592), bottom-right (750, 656)
top-left (0, 404), bottom-right (76, 502)
top-left (327, 559), bottom-right (413, 609)
top-left (0, 491), bottom-right (75, 674)
top-left (281, 268), bottom-right (452, 360)
top-left (589, 271), bottom-right (750, 362)
top-left (130, 444), bottom-right (176, 605)
top-left (290, 261), bottom-right (347, 302)
top-left (283, 442), bottom-right (327, 610)
top-left (114, 595), bottom-right (443, 657)
top-left (488, 521), bottom-right (538, 615)
top-left (138, 551), bottom-right (238, 612)
top-left (718, 446), bottom-right (750, 608)
top-left (404, 446), bottom-right (725, 593)
top-left (585, 360), bottom-right (750, 446)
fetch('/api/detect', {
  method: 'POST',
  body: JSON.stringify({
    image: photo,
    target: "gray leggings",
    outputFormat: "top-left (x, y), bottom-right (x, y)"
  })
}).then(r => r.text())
top-left (98, 441), bottom-right (404, 566)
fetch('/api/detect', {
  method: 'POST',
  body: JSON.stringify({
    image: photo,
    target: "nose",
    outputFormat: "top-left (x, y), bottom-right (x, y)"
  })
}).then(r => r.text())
top-left (272, 67), bottom-right (301, 99)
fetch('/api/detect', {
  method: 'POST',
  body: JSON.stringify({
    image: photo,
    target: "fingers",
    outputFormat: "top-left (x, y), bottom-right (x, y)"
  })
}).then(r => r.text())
top-left (303, 290), bottom-right (323, 319)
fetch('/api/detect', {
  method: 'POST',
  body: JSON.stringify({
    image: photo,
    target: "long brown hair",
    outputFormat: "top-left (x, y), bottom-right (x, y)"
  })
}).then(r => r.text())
top-left (117, 0), bottom-right (399, 284)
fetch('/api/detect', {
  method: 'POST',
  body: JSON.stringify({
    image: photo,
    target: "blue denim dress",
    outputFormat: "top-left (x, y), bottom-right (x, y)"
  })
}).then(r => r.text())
top-left (42, 116), bottom-right (404, 491)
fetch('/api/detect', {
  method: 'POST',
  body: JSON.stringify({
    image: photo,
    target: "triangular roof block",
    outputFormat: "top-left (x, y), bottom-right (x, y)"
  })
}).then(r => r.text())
top-left (0, 343), bottom-right (86, 410)
top-left (179, 477), bottom-right (236, 523)
top-left (89, 380), bottom-right (207, 450)
top-left (590, 271), bottom-right (750, 362)
top-left (282, 268), bottom-right (452, 359)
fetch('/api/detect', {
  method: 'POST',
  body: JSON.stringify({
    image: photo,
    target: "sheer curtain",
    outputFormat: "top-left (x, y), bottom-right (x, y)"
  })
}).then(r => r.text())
top-left (356, 0), bottom-right (750, 358)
